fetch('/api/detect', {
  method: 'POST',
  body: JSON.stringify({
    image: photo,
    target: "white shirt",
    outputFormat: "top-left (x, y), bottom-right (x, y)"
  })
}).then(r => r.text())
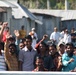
top-left (50, 32), bottom-right (61, 45)
top-left (60, 31), bottom-right (65, 39)
top-left (31, 32), bottom-right (38, 49)
top-left (63, 34), bottom-right (71, 44)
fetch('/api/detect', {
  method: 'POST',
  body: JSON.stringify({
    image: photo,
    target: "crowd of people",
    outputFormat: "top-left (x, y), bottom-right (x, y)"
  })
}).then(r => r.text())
top-left (0, 22), bottom-right (76, 72)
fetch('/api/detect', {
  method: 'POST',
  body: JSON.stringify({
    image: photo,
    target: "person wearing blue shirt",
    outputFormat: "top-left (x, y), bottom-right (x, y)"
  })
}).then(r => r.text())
top-left (62, 43), bottom-right (76, 72)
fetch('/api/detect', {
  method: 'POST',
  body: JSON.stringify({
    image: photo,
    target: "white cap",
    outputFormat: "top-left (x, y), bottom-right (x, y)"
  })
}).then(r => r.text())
top-left (32, 28), bottom-right (35, 31)
top-left (58, 42), bottom-right (65, 47)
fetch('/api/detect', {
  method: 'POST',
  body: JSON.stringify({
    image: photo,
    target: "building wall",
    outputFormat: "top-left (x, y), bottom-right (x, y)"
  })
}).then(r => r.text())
top-left (7, 7), bottom-right (12, 27)
top-left (0, 7), bottom-right (12, 26)
top-left (10, 17), bottom-right (35, 36)
top-left (61, 20), bottom-right (76, 32)
top-left (35, 15), bottom-right (60, 40)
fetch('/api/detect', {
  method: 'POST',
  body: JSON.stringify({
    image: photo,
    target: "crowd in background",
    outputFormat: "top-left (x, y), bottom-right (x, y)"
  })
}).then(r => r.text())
top-left (0, 22), bottom-right (76, 72)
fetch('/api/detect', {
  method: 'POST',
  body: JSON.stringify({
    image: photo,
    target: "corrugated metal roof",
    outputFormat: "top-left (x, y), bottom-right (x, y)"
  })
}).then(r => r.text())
top-left (0, 0), bottom-right (42, 25)
top-left (29, 9), bottom-right (76, 21)
top-left (61, 11), bottom-right (76, 20)
top-left (12, 3), bottom-right (28, 18)
top-left (12, 2), bottom-right (43, 25)
top-left (0, 0), bottom-right (17, 8)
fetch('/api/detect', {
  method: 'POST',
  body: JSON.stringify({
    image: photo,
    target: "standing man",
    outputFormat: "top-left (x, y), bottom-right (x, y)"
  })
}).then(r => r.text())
top-left (29, 28), bottom-right (38, 49)
top-left (18, 35), bottom-right (37, 71)
top-left (19, 25), bottom-right (26, 40)
top-left (0, 42), bottom-right (7, 71)
top-left (50, 27), bottom-right (61, 45)
top-left (63, 29), bottom-right (71, 44)
top-left (5, 42), bottom-right (18, 71)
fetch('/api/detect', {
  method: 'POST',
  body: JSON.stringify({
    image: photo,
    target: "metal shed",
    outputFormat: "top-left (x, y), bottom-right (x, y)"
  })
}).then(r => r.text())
top-left (29, 9), bottom-right (76, 39)
top-left (0, 0), bottom-right (42, 36)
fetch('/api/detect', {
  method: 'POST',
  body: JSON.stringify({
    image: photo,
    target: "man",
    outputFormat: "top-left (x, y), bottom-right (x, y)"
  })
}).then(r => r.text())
top-left (62, 43), bottom-right (76, 72)
top-left (50, 27), bottom-right (61, 45)
top-left (0, 42), bottom-right (7, 71)
top-left (60, 28), bottom-right (66, 39)
top-left (49, 44), bottom-right (62, 71)
top-left (58, 42), bottom-right (65, 56)
top-left (29, 28), bottom-right (38, 49)
top-left (33, 56), bottom-right (48, 71)
top-left (71, 28), bottom-right (76, 46)
top-left (35, 41), bottom-right (54, 71)
top-left (19, 41), bottom-right (25, 50)
top-left (18, 35), bottom-right (37, 71)
top-left (19, 25), bottom-right (26, 39)
top-left (63, 29), bottom-right (71, 44)
top-left (5, 35), bottom-right (19, 56)
top-left (4, 43), bottom-right (18, 71)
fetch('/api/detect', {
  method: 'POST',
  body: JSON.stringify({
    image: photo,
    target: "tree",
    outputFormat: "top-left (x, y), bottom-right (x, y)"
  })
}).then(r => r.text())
top-left (18, 0), bottom-right (76, 10)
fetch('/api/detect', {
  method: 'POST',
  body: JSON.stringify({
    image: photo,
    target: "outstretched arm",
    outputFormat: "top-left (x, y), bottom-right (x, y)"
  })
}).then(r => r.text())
top-left (35, 34), bottom-right (48, 49)
top-left (0, 22), bottom-right (8, 41)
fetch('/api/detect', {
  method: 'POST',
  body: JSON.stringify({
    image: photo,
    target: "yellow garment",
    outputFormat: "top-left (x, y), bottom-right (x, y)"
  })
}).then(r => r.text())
top-left (19, 30), bottom-right (26, 39)
top-left (4, 42), bottom-right (18, 71)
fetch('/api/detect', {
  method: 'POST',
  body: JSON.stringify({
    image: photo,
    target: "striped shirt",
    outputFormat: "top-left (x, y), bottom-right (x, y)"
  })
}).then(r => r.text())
top-left (0, 53), bottom-right (6, 71)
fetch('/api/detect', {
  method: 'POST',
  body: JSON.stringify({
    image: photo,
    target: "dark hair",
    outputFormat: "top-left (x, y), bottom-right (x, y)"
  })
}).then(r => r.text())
top-left (34, 55), bottom-right (43, 67)
top-left (5, 27), bottom-right (9, 30)
top-left (8, 43), bottom-right (18, 57)
top-left (8, 36), bottom-right (15, 41)
top-left (66, 43), bottom-right (74, 57)
top-left (49, 43), bottom-right (56, 49)
top-left (40, 41), bottom-right (47, 48)
top-left (21, 25), bottom-right (24, 29)
top-left (66, 43), bottom-right (74, 48)
top-left (0, 42), bottom-right (4, 50)
top-left (35, 55), bottom-right (42, 60)
top-left (25, 35), bottom-right (32, 41)
top-left (22, 38), bottom-right (26, 42)
top-left (59, 43), bottom-right (65, 47)
top-left (8, 43), bottom-right (16, 48)
top-left (0, 42), bottom-right (3, 46)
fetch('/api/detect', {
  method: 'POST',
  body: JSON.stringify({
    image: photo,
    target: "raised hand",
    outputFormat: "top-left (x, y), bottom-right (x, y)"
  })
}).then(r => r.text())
top-left (42, 34), bottom-right (48, 40)
top-left (6, 34), bottom-right (12, 40)
top-left (2, 22), bottom-right (8, 29)
top-left (68, 58), bottom-right (74, 63)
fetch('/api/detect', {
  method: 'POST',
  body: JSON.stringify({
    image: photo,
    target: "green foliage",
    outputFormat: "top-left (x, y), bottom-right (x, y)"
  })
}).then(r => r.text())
top-left (38, 0), bottom-right (47, 9)
top-left (18, 0), bottom-right (76, 10)
top-left (69, 0), bottom-right (76, 9)
top-left (54, 2), bottom-right (65, 9)
top-left (50, 0), bottom-right (56, 8)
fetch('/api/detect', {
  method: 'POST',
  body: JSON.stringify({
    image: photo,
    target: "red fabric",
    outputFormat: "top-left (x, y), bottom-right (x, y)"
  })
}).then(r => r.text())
top-left (2, 31), bottom-right (7, 42)
top-left (35, 39), bottom-right (43, 53)
top-left (35, 40), bottom-right (42, 49)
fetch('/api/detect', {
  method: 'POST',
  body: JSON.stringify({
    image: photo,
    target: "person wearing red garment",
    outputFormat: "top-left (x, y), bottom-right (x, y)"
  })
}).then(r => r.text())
top-left (2, 22), bottom-right (10, 42)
